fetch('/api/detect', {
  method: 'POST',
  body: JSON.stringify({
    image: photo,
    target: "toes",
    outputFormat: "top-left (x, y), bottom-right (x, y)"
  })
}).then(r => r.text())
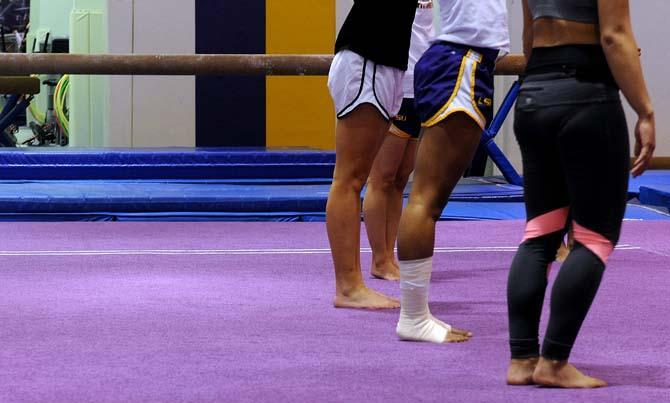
top-left (451, 327), bottom-right (473, 337)
top-left (445, 333), bottom-right (471, 343)
top-left (592, 378), bottom-right (608, 388)
top-left (386, 300), bottom-right (401, 309)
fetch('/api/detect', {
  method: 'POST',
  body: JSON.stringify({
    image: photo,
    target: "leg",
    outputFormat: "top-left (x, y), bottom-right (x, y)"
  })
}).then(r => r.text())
top-left (397, 114), bottom-right (482, 260)
top-left (507, 231), bottom-right (565, 384)
top-left (327, 104), bottom-right (400, 309)
top-left (532, 244), bottom-right (608, 388)
top-left (363, 134), bottom-right (410, 281)
top-left (395, 113), bottom-right (481, 344)
top-left (534, 103), bottom-right (630, 388)
top-left (507, 104), bottom-right (571, 385)
top-left (386, 139), bottom-right (418, 268)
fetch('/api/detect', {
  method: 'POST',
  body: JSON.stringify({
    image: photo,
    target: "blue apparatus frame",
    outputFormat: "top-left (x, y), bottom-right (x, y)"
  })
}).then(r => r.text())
top-left (481, 80), bottom-right (523, 186)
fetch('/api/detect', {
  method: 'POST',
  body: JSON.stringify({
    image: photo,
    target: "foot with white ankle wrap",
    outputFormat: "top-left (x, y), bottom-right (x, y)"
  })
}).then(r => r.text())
top-left (396, 257), bottom-right (472, 343)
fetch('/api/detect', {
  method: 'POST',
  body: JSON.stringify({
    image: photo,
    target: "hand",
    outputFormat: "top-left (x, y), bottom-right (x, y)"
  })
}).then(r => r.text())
top-left (631, 112), bottom-right (655, 177)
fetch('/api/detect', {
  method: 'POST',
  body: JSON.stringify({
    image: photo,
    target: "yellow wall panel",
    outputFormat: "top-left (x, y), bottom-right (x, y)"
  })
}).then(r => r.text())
top-left (266, 0), bottom-right (334, 54)
top-left (266, 0), bottom-right (335, 150)
top-left (266, 77), bottom-right (335, 150)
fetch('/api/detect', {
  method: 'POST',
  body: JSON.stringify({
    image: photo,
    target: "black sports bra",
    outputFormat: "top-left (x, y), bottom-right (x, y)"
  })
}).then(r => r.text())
top-left (527, 0), bottom-right (598, 25)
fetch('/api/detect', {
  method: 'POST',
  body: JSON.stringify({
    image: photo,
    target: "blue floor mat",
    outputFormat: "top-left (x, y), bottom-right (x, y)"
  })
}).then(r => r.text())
top-left (0, 180), bottom-right (523, 215)
top-left (440, 202), bottom-right (670, 221)
top-left (0, 179), bottom-right (668, 222)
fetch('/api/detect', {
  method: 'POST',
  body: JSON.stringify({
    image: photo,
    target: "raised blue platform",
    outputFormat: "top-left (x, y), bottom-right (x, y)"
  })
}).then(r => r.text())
top-left (639, 185), bottom-right (670, 209)
top-left (628, 170), bottom-right (670, 197)
top-left (0, 148), bottom-right (336, 180)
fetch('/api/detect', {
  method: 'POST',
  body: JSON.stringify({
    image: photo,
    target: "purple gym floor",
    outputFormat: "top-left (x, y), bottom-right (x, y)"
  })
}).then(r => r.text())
top-left (0, 221), bottom-right (668, 402)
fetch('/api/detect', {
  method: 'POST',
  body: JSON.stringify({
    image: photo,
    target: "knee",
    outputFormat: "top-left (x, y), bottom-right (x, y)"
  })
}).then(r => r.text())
top-left (332, 175), bottom-right (366, 194)
top-left (407, 192), bottom-right (447, 221)
top-left (368, 171), bottom-right (398, 193)
top-left (507, 276), bottom-right (545, 305)
top-left (572, 221), bottom-right (614, 264)
top-left (332, 168), bottom-right (370, 194)
top-left (516, 235), bottom-right (564, 268)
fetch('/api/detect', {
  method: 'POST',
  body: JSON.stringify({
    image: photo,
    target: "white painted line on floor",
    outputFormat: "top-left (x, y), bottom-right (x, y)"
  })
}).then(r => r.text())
top-left (0, 245), bottom-right (640, 257)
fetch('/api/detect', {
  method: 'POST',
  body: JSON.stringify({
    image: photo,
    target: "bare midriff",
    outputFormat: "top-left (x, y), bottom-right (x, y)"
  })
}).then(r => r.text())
top-left (532, 18), bottom-right (600, 47)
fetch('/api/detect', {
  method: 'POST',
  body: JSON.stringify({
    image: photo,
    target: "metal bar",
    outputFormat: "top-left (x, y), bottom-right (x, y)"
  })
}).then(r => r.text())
top-left (483, 80), bottom-right (522, 141)
top-left (485, 140), bottom-right (523, 186)
top-left (0, 53), bottom-right (526, 76)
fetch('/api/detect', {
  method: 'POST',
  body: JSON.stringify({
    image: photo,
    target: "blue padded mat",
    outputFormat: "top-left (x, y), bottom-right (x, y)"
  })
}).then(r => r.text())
top-left (0, 148), bottom-right (336, 180)
top-left (0, 180), bottom-right (522, 215)
top-left (628, 170), bottom-right (670, 197)
top-left (0, 181), bottom-right (330, 213)
top-left (639, 185), bottom-right (670, 208)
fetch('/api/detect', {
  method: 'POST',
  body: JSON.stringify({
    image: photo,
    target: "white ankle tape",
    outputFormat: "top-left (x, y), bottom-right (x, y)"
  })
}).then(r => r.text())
top-left (396, 257), bottom-right (451, 343)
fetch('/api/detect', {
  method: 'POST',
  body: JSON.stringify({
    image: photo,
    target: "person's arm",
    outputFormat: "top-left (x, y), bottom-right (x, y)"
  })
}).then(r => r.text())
top-left (599, 0), bottom-right (655, 176)
top-left (522, 0), bottom-right (534, 60)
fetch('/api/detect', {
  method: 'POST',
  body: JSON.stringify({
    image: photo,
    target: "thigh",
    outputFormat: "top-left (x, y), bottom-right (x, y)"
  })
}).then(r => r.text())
top-left (397, 138), bottom-right (418, 182)
top-left (514, 110), bottom-right (570, 228)
top-left (388, 98), bottom-right (421, 181)
top-left (369, 134), bottom-right (410, 182)
top-left (333, 104), bottom-right (390, 183)
top-left (559, 102), bottom-right (630, 244)
top-left (410, 112), bottom-right (482, 211)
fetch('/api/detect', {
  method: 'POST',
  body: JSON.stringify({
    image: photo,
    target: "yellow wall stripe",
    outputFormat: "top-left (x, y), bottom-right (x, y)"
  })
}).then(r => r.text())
top-left (266, 0), bottom-right (335, 150)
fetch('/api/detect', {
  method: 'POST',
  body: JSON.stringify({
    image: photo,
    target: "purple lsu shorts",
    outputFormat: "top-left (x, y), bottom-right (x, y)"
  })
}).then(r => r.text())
top-left (414, 41), bottom-right (499, 130)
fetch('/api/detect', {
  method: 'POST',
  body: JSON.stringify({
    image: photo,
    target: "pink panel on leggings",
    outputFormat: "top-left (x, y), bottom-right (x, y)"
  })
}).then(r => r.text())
top-left (522, 207), bottom-right (570, 242)
top-left (572, 221), bottom-right (614, 264)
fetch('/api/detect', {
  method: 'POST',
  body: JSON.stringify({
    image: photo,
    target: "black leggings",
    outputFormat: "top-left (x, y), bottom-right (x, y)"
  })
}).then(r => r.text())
top-left (507, 46), bottom-right (630, 361)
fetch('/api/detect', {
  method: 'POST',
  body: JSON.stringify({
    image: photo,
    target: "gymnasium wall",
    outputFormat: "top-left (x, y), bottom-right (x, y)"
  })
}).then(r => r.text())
top-left (195, 0), bottom-right (335, 149)
top-left (26, 1), bottom-right (670, 159)
top-left (107, 0), bottom-right (195, 148)
top-left (30, 1), bottom-right (337, 149)
top-left (625, 1), bottom-right (670, 163)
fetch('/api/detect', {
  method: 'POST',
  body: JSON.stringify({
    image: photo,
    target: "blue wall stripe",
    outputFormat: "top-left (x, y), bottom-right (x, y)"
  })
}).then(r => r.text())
top-left (195, 0), bottom-right (266, 147)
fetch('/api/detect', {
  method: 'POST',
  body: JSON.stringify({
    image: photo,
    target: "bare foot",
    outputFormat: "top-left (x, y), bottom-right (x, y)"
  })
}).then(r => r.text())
top-left (333, 286), bottom-right (400, 309)
top-left (428, 315), bottom-right (474, 339)
top-left (507, 358), bottom-right (539, 385)
top-left (445, 329), bottom-right (471, 343)
top-left (371, 262), bottom-right (400, 281)
top-left (533, 358), bottom-right (607, 388)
